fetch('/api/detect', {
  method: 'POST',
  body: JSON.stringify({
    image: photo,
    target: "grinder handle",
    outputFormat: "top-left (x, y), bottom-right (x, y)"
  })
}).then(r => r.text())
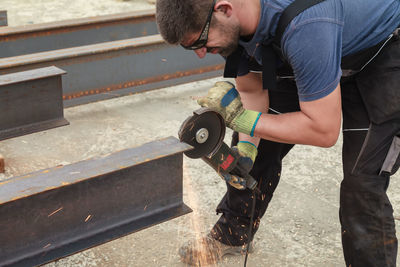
top-left (232, 164), bottom-right (258, 191)
top-left (207, 142), bottom-right (259, 191)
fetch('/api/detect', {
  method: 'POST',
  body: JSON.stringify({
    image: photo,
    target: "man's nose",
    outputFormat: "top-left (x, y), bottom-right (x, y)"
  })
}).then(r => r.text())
top-left (194, 47), bottom-right (207, 58)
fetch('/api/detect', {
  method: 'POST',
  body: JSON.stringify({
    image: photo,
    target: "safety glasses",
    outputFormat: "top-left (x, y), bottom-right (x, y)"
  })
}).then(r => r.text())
top-left (181, 0), bottom-right (216, 50)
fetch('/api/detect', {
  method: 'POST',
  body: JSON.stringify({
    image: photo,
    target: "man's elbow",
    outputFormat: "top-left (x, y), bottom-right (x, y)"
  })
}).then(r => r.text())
top-left (315, 129), bottom-right (340, 148)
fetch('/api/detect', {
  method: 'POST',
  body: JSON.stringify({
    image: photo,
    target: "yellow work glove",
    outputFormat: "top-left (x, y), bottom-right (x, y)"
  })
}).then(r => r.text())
top-left (219, 141), bottom-right (258, 190)
top-left (236, 141), bottom-right (258, 163)
top-left (197, 81), bottom-right (261, 137)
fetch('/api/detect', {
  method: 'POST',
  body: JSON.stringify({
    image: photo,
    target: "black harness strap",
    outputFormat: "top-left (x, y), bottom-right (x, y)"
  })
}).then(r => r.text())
top-left (274, 0), bottom-right (325, 46)
top-left (262, 0), bottom-right (326, 90)
top-left (223, 45), bottom-right (244, 78)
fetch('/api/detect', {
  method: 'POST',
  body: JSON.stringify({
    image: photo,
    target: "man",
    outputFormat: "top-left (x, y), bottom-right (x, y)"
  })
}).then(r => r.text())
top-left (156, 0), bottom-right (400, 266)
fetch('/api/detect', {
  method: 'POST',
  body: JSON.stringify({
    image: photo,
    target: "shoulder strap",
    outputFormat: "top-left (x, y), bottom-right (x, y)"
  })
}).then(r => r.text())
top-left (274, 0), bottom-right (325, 46)
top-left (223, 45), bottom-right (244, 78)
top-left (261, 0), bottom-right (325, 90)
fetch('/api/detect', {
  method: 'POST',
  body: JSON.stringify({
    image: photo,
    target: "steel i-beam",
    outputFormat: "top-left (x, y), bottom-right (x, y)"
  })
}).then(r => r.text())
top-left (0, 66), bottom-right (69, 141)
top-left (0, 137), bottom-right (192, 267)
top-left (0, 11), bottom-right (7, 27)
top-left (0, 10), bottom-right (157, 58)
top-left (0, 35), bottom-right (225, 107)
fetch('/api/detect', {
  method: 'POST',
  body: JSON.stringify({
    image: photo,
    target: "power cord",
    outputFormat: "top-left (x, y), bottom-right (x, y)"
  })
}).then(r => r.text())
top-left (244, 188), bottom-right (259, 267)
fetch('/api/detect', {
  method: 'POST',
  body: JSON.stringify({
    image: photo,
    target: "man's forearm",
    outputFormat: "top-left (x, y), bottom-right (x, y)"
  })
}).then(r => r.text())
top-left (253, 85), bottom-right (342, 147)
top-left (235, 73), bottom-right (267, 147)
top-left (254, 110), bottom-right (339, 147)
top-left (198, 79), bottom-right (341, 148)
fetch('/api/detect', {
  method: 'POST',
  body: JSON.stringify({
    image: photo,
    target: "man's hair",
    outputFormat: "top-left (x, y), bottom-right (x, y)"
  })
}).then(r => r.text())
top-left (156, 0), bottom-right (214, 44)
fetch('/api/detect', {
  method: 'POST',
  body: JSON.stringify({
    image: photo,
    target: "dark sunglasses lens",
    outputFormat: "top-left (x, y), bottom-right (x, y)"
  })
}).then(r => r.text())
top-left (192, 41), bottom-right (207, 50)
top-left (182, 39), bottom-right (207, 50)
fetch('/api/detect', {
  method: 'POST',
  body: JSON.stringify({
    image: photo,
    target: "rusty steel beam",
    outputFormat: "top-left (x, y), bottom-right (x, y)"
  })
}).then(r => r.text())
top-left (0, 137), bottom-right (192, 266)
top-left (0, 35), bottom-right (224, 107)
top-left (0, 66), bottom-right (69, 141)
top-left (0, 11), bottom-right (7, 27)
top-left (0, 10), bottom-right (157, 58)
top-left (0, 154), bottom-right (4, 173)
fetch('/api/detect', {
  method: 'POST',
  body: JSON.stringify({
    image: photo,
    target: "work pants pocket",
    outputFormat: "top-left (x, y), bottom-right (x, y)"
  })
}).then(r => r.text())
top-left (351, 122), bottom-right (400, 179)
top-left (380, 135), bottom-right (400, 176)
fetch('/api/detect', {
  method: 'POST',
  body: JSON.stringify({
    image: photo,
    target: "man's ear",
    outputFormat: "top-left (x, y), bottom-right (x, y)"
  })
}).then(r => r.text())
top-left (214, 1), bottom-right (233, 17)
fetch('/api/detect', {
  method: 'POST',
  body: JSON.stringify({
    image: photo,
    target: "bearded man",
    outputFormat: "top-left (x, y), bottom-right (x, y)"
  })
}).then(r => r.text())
top-left (156, 0), bottom-right (400, 266)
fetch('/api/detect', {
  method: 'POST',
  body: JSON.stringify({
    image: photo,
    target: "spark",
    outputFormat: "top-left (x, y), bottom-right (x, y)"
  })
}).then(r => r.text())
top-left (85, 215), bottom-right (92, 222)
top-left (181, 161), bottom-right (220, 265)
top-left (48, 207), bottom-right (63, 217)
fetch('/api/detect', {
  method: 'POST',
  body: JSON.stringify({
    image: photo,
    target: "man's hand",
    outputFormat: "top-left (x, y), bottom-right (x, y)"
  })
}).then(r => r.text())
top-left (197, 81), bottom-right (262, 136)
top-left (235, 141), bottom-right (258, 163)
top-left (217, 141), bottom-right (258, 190)
top-left (218, 172), bottom-right (248, 190)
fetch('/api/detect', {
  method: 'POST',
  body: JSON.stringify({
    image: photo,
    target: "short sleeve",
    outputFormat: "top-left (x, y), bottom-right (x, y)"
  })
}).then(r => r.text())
top-left (282, 20), bottom-right (343, 102)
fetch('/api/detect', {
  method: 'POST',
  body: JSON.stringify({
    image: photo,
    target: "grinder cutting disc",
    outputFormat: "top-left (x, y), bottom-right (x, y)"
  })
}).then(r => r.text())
top-left (179, 108), bottom-right (225, 159)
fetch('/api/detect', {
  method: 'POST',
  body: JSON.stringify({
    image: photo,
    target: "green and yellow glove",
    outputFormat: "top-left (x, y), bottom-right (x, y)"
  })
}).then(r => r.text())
top-left (219, 141), bottom-right (258, 190)
top-left (236, 141), bottom-right (258, 164)
top-left (197, 81), bottom-right (262, 137)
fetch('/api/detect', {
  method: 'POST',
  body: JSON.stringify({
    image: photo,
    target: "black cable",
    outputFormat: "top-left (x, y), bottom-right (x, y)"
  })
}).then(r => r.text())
top-left (244, 188), bottom-right (259, 267)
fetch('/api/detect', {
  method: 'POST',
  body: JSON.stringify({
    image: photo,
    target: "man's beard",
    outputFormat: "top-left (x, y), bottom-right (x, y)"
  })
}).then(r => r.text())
top-left (218, 40), bottom-right (239, 57)
top-left (216, 22), bottom-right (240, 57)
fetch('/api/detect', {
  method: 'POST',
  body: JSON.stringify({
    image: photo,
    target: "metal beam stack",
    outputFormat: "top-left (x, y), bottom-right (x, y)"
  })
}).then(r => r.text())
top-left (0, 10), bottom-right (207, 265)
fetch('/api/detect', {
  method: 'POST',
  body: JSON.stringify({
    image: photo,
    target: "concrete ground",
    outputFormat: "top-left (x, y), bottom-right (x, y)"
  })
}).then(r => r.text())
top-left (1, 1), bottom-right (400, 267)
top-left (2, 77), bottom-right (400, 267)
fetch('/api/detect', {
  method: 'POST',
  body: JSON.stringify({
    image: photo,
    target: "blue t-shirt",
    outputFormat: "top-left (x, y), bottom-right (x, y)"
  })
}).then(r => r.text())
top-left (237, 0), bottom-right (400, 101)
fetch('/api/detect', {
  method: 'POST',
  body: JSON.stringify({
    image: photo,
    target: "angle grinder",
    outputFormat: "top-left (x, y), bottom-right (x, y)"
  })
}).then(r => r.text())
top-left (178, 107), bottom-right (258, 191)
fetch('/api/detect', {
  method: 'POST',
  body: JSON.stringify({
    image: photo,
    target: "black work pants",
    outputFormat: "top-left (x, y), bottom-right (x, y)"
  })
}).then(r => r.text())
top-left (211, 34), bottom-right (400, 266)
